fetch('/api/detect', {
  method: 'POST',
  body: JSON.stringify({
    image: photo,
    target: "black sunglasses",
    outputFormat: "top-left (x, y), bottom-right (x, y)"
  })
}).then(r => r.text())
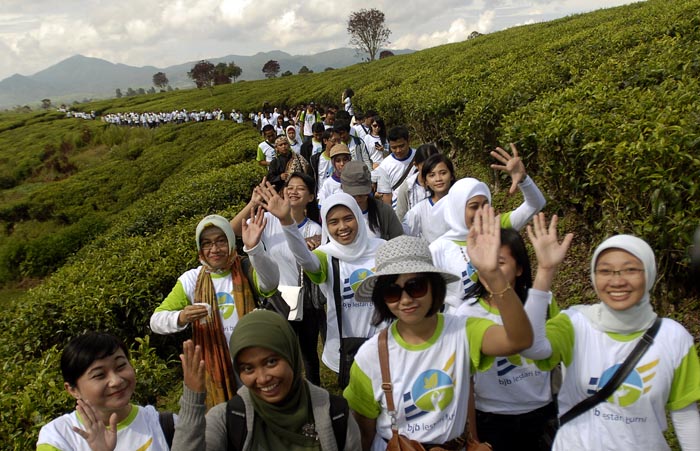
top-left (383, 276), bottom-right (430, 303)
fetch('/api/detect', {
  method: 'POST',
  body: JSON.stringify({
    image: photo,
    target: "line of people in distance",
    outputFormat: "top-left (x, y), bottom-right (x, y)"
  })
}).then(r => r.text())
top-left (38, 115), bottom-right (699, 450)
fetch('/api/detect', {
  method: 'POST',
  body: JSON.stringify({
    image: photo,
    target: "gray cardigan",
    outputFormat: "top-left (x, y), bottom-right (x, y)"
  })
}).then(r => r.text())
top-left (172, 383), bottom-right (361, 451)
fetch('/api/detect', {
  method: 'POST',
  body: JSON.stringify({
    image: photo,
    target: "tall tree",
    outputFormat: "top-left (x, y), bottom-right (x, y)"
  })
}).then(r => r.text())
top-left (152, 72), bottom-right (169, 89)
top-left (115, 88), bottom-right (123, 98)
top-left (347, 8), bottom-right (391, 61)
top-left (262, 60), bottom-right (281, 79)
top-left (41, 99), bottom-right (52, 110)
top-left (213, 62), bottom-right (243, 85)
top-left (188, 60), bottom-right (216, 89)
top-left (298, 65), bottom-right (313, 74)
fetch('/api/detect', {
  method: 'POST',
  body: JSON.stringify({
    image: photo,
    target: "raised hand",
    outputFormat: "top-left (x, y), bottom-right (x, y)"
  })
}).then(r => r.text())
top-left (72, 399), bottom-right (117, 451)
top-left (241, 206), bottom-right (267, 250)
top-left (466, 205), bottom-right (501, 275)
top-left (490, 143), bottom-right (527, 194)
top-left (256, 181), bottom-right (292, 224)
top-left (180, 339), bottom-right (205, 393)
top-left (526, 213), bottom-right (574, 270)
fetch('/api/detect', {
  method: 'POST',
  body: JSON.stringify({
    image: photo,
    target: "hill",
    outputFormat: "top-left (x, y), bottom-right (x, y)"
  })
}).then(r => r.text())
top-left (0, 48), bottom-right (414, 109)
top-left (1, 0), bottom-right (699, 447)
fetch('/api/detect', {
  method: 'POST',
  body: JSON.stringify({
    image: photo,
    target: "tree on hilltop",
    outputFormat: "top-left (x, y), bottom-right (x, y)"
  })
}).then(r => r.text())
top-left (188, 60), bottom-right (216, 89)
top-left (41, 99), bottom-right (52, 110)
top-left (298, 65), bottom-right (313, 74)
top-left (213, 62), bottom-right (243, 85)
top-left (347, 8), bottom-right (391, 61)
top-left (281, 70), bottom-right (293, 77)
top-left (262, 60), bottom-right (280, 79)
top-left (379, 50), bottom-right (395, 59)
top-left (115, 88), bottom-right (123, 98)
top-left (153, 72), bottom-right (169, 90)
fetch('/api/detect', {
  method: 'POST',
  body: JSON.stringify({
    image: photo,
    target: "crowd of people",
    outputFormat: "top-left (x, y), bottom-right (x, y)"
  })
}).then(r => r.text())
top-left (37, 87), bottom-right (699, 451)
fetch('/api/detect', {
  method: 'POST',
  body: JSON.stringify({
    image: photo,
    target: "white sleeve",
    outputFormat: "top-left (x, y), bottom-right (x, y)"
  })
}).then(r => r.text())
top-left (281, 222), bottom-right (322, 273)
top-left (507, 176), bottom-right (547, 231)
top-left (520, 288), bottom-right (553, 360)
top-left (243, 241), bottom-right (279, 293)
top-left (671, 403), bottom-right (700, 450)
top-left (376, 166), bottom-right (391, 194)
top-left (150, 311), bottom-right (187, 335)
top-left (401, 205), bottom-right (421, 237)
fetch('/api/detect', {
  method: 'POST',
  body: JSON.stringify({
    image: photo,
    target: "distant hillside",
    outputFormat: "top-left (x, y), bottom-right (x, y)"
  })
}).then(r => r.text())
top-left (0, 48), bottom-right (413, 109)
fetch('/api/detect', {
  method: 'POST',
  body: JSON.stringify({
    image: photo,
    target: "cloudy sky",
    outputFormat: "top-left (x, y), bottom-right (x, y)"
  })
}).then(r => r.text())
top-left (0, 0), bottom-right (640, 81)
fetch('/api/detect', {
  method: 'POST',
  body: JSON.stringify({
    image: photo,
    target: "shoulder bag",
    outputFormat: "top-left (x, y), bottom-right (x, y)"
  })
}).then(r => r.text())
top-left (559, 317), bottom-right (663, 426)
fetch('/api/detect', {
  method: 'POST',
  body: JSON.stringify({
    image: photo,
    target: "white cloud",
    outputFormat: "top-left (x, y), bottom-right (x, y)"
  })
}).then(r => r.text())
top-left (0, 0), bottom-right (642, 80)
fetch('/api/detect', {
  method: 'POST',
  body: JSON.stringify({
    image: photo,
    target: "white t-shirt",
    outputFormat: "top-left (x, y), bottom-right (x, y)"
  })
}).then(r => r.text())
top-left (150, 267), bottom-right (240, 345)
top-left (308, 249), bottom-right (380, 372)
top-left (376, 149), bottom-right (416, 209)
top-left (303, 111), bottom-right (316, 136)
top-left (316, 154), bottom-right (332, 195)
top-left (460, 298), bottom-right (553, 414)
top-left (402, 197), bottom-right (449, 243)
top-left (260, 214), bottom-right (321, 285)
top-left (256, 141), bottom-right (276, 162)
top-left (318, 174), bottom-right (342, 209)
top-left (344, 314), bottom-right (495, 448)
top-left (363, 134), bottom-right (385, 166)
top-left (37, 405), bottom-right (172, 451)
top-left (545, 311), bottom-right (700, 451)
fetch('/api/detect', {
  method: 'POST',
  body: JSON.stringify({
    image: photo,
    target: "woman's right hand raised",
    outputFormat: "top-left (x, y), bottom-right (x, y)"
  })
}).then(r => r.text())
top-left (256, 181), bottom-right (293, 225)
top-left (526, 213), bottom-right (573, 270)
top-left (180, 339), bottom-right (205, 393)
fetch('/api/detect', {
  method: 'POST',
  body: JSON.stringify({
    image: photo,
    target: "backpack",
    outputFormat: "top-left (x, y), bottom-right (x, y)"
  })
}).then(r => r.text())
top-left (158, 411), bottom-right (175, 448)
top-left (225, 393), bottom-right (349, 450)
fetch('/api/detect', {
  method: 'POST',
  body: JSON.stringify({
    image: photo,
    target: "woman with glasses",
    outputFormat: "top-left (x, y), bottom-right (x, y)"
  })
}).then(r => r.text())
top-left (343, 207), bottom-right (534, 450)
top-left (363, 116), bottom-right (387, 169)
top-left (522, 215), bottom-right (700, 450)
top-left (150, 214), bottom-right (279, 408)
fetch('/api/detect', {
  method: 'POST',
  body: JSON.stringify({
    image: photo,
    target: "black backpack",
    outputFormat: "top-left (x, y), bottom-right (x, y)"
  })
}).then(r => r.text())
top-left (225, 393), bottom-right (349, 450)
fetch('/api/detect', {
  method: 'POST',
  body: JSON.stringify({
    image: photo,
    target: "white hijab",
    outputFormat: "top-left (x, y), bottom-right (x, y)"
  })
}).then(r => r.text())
top-left (573, 234), bottom-right (658, 333)
top-left (318, 192), bottom-right (385, 263)
top-left (438, 178), bottom-right (492, 242)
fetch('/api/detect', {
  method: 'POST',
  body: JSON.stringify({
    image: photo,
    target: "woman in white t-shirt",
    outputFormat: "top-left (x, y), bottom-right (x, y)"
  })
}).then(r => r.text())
top-left (363, 116), bottom-right (387, 168)
top-left (343, 207), bottom-right (534, 450)
top-left (286, 125), bottom-right (302, 154)
top-left (37, 332), bottom-right (175, 451)
top-left (254, 187), bottom-right (385, 387)
top-left (460, 225), bottom-right (568, 450)
top-left (430, 143), bottom-right (546, 313)
top-left (402, 153), bottom-right (455, 242)
top-left (342, 88), bottom-right (354, 117)
top-left (522, 215), bottom-right (700, 451)
top-left (231, 173), bottom-right (325, 384)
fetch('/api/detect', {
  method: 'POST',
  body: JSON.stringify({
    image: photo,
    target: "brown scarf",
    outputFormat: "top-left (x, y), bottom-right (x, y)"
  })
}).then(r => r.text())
top-left (192, 250), bottom-right (257, 409)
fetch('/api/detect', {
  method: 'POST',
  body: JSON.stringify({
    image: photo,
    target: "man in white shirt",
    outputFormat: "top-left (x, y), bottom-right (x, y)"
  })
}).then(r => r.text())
top-left (375, 125), bottom-right (416, 210)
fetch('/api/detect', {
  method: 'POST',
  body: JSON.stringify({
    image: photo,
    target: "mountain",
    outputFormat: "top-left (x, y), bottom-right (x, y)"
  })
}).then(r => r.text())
top-left (0, 48), bottom-right (413, 109)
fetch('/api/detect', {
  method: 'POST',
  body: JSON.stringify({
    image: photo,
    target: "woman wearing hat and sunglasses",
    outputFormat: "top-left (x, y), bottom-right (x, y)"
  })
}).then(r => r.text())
top-left (343, 206), bottom-right (533, 450)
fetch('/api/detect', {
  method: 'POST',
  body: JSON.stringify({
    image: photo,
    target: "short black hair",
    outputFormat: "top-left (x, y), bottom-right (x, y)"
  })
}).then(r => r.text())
top-left (414, 143), bottom-right (441, 166)
top-left (335, 111), bottom-right (351, 122)
top-left (370, 273), bottom-right (446, 326)
top-left (262, 124), bottom-right (275, 133)
top-left (387, 125), bottom-right (409, 142)
top-left (61, 332), bottom-right (129, 387)
top-left (333, 119), bottom-right (351, 133)
top-left (311, 122), bottom-right (325, 133)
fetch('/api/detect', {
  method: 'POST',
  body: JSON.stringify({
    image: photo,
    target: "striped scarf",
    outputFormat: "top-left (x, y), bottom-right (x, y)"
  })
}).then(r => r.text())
top-left (192, 251), bottom-right (257, 409)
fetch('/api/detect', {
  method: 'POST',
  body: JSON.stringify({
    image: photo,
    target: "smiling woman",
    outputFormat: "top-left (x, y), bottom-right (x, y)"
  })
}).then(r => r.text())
top-left (171, 310), bottom-right (361, 451)
top-left (36, 332), bottom-right (173, 451)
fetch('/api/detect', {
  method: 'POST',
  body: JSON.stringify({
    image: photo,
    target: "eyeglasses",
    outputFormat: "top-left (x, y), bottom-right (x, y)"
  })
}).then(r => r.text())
top-left (201, 238), bottom-right (228, 251)
top-left (382, 276), bottom-right (430, 303)
top-left (594, 268), bottom-right (644, 279)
